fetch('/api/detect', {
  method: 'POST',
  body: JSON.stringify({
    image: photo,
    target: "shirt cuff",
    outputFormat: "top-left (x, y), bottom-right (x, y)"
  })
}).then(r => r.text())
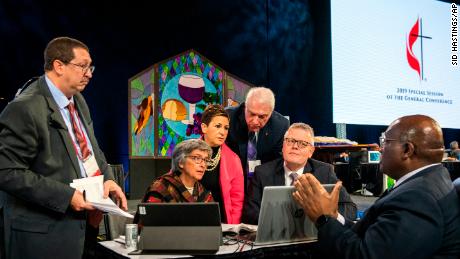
top-left (336, 213), bottom-right (345, 225)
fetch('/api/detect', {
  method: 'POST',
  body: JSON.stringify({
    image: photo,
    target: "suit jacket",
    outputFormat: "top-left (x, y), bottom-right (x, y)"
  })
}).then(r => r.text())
top-left (0, 76), bottom-right (114, 259)
top-left (225, 103), bottom-right (289, 191)
top-left (317, 164), bottom-right (460, 259)
top-left (242, 157), bottom-right (357, 224)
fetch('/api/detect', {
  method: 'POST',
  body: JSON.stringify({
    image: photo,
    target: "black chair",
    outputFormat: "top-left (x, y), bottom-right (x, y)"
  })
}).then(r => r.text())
top-left (347, 151), bottom-right (366, 193)
top-left (453, 178), bottom-right (460, 195)
top-left (109, 164), bottom-right (126, 193)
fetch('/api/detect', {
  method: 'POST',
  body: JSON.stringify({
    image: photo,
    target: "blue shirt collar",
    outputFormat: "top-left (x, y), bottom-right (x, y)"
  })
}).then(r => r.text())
top-left (45, 75), bottom-right (74, 109)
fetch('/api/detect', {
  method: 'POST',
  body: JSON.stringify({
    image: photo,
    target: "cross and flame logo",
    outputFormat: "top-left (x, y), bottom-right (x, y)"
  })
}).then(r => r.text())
top-left (406, 17), bottom-right (432, 81)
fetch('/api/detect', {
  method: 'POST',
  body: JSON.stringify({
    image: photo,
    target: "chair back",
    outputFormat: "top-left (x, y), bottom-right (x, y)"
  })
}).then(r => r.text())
top-left (109, 164), bottom-right (125, 193)
top-left (453, 178), bottom-right (460, 196)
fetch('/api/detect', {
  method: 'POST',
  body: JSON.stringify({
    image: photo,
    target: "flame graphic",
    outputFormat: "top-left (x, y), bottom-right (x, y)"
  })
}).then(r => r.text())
top-left (406, 18), bottom-right (421, 79)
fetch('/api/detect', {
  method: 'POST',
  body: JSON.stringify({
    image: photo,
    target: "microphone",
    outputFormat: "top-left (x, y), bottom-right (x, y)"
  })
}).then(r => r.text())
top-left (14, 76), bottom-right (39, 99)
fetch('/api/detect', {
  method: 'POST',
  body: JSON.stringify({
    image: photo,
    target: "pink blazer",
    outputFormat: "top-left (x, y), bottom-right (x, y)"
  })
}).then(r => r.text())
top-left (219, 143), bottom-right (244, 223)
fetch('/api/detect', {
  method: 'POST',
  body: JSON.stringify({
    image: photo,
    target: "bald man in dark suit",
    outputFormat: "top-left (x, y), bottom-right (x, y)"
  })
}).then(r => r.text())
top-left (294, 115), bottom-right (460, 258)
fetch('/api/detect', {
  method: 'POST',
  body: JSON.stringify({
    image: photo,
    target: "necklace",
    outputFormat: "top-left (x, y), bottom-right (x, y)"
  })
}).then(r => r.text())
top-left (185, 185), bottom-right (194, 194)
top-left (206, 147), bottom-right (221, 171)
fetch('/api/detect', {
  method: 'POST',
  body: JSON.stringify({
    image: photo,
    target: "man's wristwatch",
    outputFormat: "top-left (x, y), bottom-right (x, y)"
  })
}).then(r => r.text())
top-left (315, 215), bottom-right (331, 228)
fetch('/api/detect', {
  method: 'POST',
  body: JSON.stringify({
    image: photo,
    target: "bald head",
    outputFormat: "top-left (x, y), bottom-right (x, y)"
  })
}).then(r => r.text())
top-left (388, 115), bottom-right (444, 163)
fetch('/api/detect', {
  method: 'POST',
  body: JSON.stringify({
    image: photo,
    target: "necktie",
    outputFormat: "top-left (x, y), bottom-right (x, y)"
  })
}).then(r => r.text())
top-left (289, 172), bottom-right (298, 186)
top-left (67, 102), bottom-right (91, 160)
top-left (247, 132), bottom-right (257, 161)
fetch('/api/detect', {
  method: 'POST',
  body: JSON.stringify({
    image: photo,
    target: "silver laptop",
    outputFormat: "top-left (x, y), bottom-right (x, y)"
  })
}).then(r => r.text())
top-left (253, 184), bottom-right (334, 246)
top-left (133, 202), bottom-right (222, 254)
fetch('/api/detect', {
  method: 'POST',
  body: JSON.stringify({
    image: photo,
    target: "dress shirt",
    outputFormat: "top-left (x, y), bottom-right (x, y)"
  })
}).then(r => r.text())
top-left (394, 163), bottom-right (439, 188)
top-left (45, 76), bottom-right (95, 177)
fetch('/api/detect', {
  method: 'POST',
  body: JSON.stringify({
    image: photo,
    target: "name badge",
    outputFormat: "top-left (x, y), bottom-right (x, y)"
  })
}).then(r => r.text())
top-left (248, 160), bottom-right (261, 177)
top-left (82, 154), bottom-right (101, 177)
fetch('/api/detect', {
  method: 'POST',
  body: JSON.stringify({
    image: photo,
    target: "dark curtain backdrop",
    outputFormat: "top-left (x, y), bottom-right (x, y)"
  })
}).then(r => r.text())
top-left (1, 0), bottom-right (459, 170)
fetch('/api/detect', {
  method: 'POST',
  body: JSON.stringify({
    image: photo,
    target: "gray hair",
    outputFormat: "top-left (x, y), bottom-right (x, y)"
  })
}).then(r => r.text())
top-left (451, 141), bottom-right (459, 150)
top-left (171, 139), bottom-right (212, 173)
top-left (284, 123), bottom-right (315, 145)
top-left (245, 86), bottom-right (275, 111)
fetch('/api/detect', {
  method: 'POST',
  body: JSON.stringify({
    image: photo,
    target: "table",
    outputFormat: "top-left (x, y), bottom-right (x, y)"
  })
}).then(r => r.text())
top-left (312, 144), bottom-right (380, 164)
top-left (96, 238), bottom-right (319, 258)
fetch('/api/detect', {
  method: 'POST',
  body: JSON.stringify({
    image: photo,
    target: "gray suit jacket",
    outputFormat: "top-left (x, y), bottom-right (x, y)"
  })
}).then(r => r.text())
top-left (317, 164), bottom-right (460, 259)
top-left (242, 157), bottom-right (357, 224)
top-left (0, 76), bottom-right (114, 259)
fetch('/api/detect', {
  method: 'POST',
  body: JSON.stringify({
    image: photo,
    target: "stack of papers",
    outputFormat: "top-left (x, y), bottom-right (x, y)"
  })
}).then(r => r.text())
top-left (70, 175), bottom-right (133, 218)
top-left (221, 223), bottom-right (258, 234)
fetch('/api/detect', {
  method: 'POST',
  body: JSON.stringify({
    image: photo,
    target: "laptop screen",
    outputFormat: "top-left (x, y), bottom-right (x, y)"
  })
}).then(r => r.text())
top-left (255, 184), bottom-right (334, 245)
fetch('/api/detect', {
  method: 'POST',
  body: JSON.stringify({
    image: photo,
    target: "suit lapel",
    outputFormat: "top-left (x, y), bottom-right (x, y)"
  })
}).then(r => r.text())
top-left (302, 159), bottom-right (314, 175)
top-left (273, 158), bottom-right (286, 185)
top-left (258, 124), bottom-right (270, 155)
top-left (39, 79), bottom-right (81, 178)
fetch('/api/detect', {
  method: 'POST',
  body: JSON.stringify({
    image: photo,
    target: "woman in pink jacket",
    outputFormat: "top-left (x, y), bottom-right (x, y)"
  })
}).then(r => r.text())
top-left (200, 104), bottom-right (244, 224)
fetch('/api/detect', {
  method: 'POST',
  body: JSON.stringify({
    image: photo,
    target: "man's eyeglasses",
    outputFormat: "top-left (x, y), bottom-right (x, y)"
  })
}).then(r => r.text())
top-left (284, 138), bottom-right (312, 149)
top-left (186, 155), bottom-right (211, 165)
top-left (68, 62), bottom-right (95, 74)
top-left (379, 135), bottom-right (398, 147)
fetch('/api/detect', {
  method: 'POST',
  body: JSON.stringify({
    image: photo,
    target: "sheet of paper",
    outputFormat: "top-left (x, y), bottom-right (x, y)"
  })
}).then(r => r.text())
top-left (70, 176), bottom-right (133, 218)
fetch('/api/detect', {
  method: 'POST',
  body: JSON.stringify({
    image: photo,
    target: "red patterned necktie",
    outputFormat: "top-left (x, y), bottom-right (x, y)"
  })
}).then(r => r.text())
top-left (67, 102), bottom-right (91, 160)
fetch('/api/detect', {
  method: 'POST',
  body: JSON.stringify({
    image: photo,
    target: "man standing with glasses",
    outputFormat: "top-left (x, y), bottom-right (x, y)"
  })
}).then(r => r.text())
top-left (0, 37), bottom-right (127, 258)
top-left (242, 123), bottom-right (356, 224)
top-left (226, 87), bottom-right (289, 194)
top-left (293, 115), bottom-right (460, 258)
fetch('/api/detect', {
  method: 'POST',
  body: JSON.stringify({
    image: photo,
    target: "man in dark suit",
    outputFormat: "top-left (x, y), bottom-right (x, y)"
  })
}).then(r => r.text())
top-left (226, 87), bottom-right (289, 192)
top-left (0, 37), bottom-right (127, 259)
top-left (243, 123), bottom-right (357, 224)
top-left (294, 115), bottom-right (460, 258)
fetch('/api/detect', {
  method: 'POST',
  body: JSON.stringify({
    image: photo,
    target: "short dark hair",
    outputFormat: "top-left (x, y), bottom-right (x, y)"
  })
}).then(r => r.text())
top-left (201, 104), bottom-right (229, 125)
top-left (44, 37), bottom-right (89, 71)
top-left (171, 139), bottom-right (211, 173)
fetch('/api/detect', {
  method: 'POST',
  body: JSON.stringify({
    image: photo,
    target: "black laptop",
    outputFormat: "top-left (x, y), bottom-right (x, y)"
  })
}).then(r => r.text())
top-left (132, 202), bottom-right (222, 255)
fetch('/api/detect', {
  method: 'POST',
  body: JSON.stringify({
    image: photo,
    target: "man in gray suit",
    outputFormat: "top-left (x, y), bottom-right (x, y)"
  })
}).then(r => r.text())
top-left (0, 37), bottom-right (127, 258)
top-left (243, 122), bottom-right (357, 224)
top-left (294, 115), bottom-right (460, 258)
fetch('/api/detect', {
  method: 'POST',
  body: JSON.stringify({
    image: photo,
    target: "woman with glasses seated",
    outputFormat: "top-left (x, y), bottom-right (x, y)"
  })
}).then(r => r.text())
top-left (139, 139), bottom-right (214, 203)
top-left (200, 104), bottom-right (244, 224)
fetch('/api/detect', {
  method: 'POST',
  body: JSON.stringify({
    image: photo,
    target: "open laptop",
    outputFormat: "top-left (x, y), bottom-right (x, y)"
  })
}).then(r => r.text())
top-left (132, 202), bottom-right (222, 255)
top-left (242, 184), bottom-right (335, 246)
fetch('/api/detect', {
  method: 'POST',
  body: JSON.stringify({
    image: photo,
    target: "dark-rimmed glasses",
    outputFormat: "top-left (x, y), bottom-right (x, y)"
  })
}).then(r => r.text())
top-left (284, 138), bottom-right (312, 149)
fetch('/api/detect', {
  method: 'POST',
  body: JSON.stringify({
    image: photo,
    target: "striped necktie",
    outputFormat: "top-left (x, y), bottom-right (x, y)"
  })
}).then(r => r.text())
top-left (67, 102), bottom-right (91, 160)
